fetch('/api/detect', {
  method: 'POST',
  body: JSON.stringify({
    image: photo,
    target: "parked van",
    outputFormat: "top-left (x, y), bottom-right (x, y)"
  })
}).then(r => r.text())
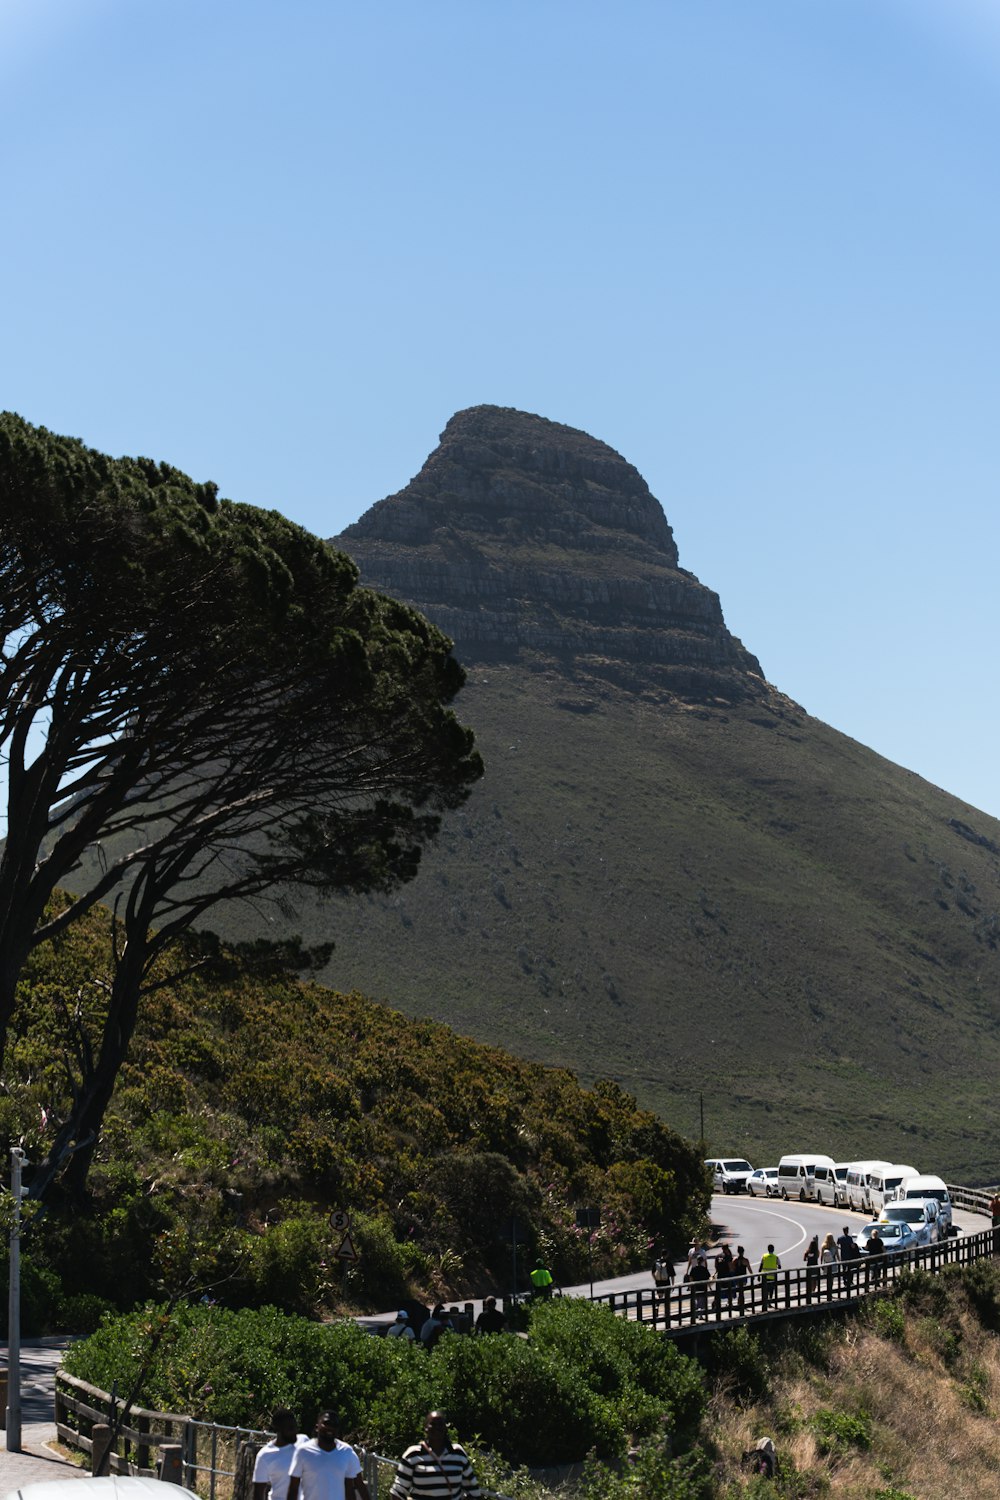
top-left (895, 1174), bottom-right (954, 1233)
top-left (868, 1164), bottom-right (919, 1216)
top-left (777, 1154), bottom-right (837, 1201)
top-left (845, 1161), bottom-right (893, 1214)
top-left (704, 1157), bottom-right (754, 1195)
top-left (813, 1161), bottom-right (852, 1207)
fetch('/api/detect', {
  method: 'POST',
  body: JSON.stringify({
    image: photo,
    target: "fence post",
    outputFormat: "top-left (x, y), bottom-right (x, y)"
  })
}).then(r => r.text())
top-left (92, 1423), bottom-right (113, 1476)
top-left (159, 1446), bottom-right (184, 1484)
top-left (233, 1439), bottom-right (261, 1500)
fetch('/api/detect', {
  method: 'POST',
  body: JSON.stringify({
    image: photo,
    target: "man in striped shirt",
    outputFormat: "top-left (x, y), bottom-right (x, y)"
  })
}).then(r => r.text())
top-left (389, 1411), bottom-right (481, 1500)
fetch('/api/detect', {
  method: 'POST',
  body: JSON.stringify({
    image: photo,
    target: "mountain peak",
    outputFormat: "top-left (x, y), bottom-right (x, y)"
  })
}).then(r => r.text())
top-left (334, 405), bottom-right (765, 701)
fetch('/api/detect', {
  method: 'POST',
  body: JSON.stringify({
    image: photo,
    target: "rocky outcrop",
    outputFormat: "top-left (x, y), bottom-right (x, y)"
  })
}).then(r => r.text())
top-left (333, 405), bottom-right (766, 700)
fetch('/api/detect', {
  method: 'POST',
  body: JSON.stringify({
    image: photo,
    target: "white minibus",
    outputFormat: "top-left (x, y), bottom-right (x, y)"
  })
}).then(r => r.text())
top-left (868, 1164), bottom-right (919, 1216)
top-left (845, 1161), bottom-right (893, 1214)
top-left (894, 1174), bottom-right (953, 1233)
top-left (777, 1153), bottom-right (837, 1201)
top-left (813, 1161), bottom-right (852, 1208)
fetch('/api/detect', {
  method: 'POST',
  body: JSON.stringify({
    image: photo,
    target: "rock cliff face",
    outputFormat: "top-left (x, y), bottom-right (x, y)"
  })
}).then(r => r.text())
top-left (333, 406), bottom-right (766, 701)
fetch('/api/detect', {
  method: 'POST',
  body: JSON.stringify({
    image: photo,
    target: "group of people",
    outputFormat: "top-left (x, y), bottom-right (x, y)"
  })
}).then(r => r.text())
top-left (385, 1297), bottom-right (508, 1345)
top-left (252, 1407), bottom-right (482, 1500)
top-left (664, 1225), bottom-right (884, 1319)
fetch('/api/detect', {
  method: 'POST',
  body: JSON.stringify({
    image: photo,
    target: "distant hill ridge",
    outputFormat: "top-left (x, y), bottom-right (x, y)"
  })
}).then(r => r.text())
top-left (337, 405), bottom-right (765, 700)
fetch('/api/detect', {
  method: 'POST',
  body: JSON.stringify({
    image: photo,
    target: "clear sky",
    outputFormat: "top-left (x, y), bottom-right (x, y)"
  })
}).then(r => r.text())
top-left (3, 0), bottom-right (998, 818)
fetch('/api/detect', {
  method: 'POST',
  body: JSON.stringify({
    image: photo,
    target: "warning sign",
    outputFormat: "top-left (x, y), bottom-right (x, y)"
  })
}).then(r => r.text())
top-left (336, 1232), bottom-right (359, 1263)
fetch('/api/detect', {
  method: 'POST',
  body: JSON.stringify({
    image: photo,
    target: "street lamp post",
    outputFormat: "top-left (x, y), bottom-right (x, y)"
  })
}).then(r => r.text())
top-left (6, 1146), bottom-right (27, 1451)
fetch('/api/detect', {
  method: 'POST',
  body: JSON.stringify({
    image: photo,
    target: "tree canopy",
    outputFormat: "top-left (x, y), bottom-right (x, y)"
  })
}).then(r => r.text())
top-left (0, 412), bottom-right (482, 1192)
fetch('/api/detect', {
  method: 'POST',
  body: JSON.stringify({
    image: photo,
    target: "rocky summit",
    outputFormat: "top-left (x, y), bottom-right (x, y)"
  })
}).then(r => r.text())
top-left (334, 405), bottom-right (765, 702)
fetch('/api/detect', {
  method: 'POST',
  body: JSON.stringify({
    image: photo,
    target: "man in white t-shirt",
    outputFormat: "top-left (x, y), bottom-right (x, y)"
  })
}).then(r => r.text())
top-left (288, 1411), bottom-right (370, 1500)
top-left (253, 1409), bottom-right (307, 1500)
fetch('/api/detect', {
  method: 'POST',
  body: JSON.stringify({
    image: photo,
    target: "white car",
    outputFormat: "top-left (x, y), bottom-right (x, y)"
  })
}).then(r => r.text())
top-left (745, 1167), bottom-right (779, 1197)
top-left (854, 1220), bottom-right (921, 1256)
top-left (879, 1199), bottom-right (940, 1246)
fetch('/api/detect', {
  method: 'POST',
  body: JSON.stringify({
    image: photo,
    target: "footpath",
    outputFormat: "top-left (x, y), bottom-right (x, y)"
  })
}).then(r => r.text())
top-left (0, 1340), bottom-right (81, 1494)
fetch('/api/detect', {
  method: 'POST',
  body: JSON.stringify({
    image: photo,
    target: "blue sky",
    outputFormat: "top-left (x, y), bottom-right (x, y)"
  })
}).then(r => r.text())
top-left (4, 0), bottom-right (998, 818)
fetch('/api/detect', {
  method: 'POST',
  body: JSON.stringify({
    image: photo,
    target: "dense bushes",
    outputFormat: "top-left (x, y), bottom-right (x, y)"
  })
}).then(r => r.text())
top-left (63, 1299), bottom-right (707, 1467)
top-left (5, 902), bottom-right (709, 1315)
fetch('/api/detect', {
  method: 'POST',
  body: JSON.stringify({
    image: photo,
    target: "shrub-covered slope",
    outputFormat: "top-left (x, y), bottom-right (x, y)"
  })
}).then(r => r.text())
top-left (2, 899), bottom-right (707, 1320)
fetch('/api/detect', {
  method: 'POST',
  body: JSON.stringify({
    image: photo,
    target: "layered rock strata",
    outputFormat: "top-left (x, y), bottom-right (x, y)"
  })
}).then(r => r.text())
top-left (333, 405), bottom-right (765, 700)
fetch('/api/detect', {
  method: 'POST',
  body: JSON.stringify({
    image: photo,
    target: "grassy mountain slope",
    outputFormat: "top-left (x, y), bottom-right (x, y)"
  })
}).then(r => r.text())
top-left (209, 663), bottom-right (1000, 1180)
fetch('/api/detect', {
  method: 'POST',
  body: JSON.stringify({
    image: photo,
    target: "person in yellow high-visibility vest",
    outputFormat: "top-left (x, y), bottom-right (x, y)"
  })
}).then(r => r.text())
top-left (758, 1244), bottom-right (781, 1310)
top-left (529, 1259), bottom-right (554, 1298)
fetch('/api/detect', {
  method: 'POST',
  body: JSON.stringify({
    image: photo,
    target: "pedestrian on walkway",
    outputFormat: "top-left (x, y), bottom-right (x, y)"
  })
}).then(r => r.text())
top-left (820, 1233), bottom-right (838, 1301)
top-left (386, 1311), bottom-right (415, 1341)
top-left (529, 1259), bottom-right (554, 1299)
top-left (389, 1411), bottom-right (481, 1500)
top-left (287, 1411), bottom-right (370, 1500)
top-left (475, 1297), bottom-right (506, 1335)
top-left (731, 1245), bottom-right (752, 1313)
top-left (803, 1235), bottom-right (819, 1302)
top-left (253, 1409), bottom-right (307, 1500)
top-left (759, 1244), bottom-right (781, 1310)
top-left (836, 1226), bottom-right (858, 1295)
top-left (687, 1253), bottom-right (711, 1319)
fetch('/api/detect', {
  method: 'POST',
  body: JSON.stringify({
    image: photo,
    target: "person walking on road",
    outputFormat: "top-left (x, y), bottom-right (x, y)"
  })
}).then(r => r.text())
top-left (529, 1259), bottom-right (554, 1298)
top-left (253, 1408), bottom-right (306, 1500)
top-left (287, 1411), bottom-right (370, 1500)
top-left (837, 1226), bottom-right (859, 1296)
top-left (389, 1411), bottom-right (482, 1500)
top-left (820, 1233), bottom-right (838, 1301)
top-left (386, 1310), bottom-right (415, 1340)
top-left (731, 1245), bottom-right (752, 1314)
top-left (475, 1297), bottom-right (506, 1335)
top-left (866, 1227), bottom-right (887, 1287)
top-left (687, 1253), bottom-right (711, 1319)
top-left (759, 1244), bottom-right (781, 1310)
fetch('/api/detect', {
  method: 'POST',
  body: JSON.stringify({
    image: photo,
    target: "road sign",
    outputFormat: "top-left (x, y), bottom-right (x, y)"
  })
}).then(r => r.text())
top-left (336, 1232), bottom-right (359, 1263)
top-left (329, 1209), bottom-right (351, 1233)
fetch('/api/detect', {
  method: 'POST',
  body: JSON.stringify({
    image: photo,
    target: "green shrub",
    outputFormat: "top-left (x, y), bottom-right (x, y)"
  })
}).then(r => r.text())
top-left (810, 1406), bottom-right (872, 1454)
top-left (703, 1326), bottom-right (771, 1404)
top-left (868, 1299), bottom-right (905, 1343)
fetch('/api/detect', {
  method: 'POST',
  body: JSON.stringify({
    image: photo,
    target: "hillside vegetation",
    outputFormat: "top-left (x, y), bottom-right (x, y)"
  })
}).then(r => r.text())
top-left (62, 1261), bottom-right (1000, 1498)
top-left (208, 666), bottom-right (1000, 1181)
top-left (2, 897), bottom-right (707, 1322)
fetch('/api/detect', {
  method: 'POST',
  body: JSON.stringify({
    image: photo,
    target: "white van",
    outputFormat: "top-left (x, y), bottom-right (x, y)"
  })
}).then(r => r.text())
top-left (868, 1164), bottom-right (919, 1217)
top-left (845, 1160), bottom-right (893, 1214)
top-left (777, 1153), bottom-right (837, 1201)
top-left (813, 1161), bottom-right (852, 1208)
top-left (894, 1174), bottom-right (953, 1233)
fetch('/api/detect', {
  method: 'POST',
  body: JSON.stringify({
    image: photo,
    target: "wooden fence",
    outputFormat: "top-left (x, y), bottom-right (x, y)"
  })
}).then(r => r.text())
top-left (588, 1224), bottom-right (997, 1333)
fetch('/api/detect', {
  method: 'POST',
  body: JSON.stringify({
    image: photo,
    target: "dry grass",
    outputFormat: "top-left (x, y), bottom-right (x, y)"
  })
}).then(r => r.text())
top-left (702, 1298), bottom-right (1000, 1498)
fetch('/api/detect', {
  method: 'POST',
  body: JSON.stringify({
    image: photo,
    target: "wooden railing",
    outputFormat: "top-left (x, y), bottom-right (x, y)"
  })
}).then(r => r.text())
top-left (589, 1225), bottom-right (996, 1333)
top-left (55, 1369), bottom-right (189, 1475)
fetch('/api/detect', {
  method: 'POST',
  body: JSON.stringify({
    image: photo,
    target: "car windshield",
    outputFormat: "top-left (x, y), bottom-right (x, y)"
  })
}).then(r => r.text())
top-left (724, 1160), bottom-right (752, 1172)
top-left (879, 1224), bottom-right (907, 1239)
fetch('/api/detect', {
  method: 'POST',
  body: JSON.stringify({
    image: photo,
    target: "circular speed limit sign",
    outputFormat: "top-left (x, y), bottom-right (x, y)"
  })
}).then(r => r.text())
top-left (329, 1209), bottom-right (351, 1233)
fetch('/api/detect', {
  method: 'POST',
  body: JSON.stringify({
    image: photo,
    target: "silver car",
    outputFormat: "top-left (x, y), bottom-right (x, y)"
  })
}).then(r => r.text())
top-left (745, 1167), bottom-right (779, 1198)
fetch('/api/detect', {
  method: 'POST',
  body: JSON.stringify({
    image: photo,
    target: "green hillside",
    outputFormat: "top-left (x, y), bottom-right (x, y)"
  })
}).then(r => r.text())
top-left (4, 898), bottom-right (706, 1321)
top-left (207, 665), bottom-right (1000, 1181)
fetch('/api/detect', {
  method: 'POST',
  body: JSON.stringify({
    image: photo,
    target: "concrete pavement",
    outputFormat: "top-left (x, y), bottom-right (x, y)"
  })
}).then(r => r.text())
top-left (0, 1340), bottom-right (81, 1493)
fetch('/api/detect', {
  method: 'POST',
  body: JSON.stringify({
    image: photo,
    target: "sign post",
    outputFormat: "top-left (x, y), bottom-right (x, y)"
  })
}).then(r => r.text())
top-left (330, 1209), bottom-right (358, 1265)
top-left (575, 1206), bottom-right (601, 1301)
